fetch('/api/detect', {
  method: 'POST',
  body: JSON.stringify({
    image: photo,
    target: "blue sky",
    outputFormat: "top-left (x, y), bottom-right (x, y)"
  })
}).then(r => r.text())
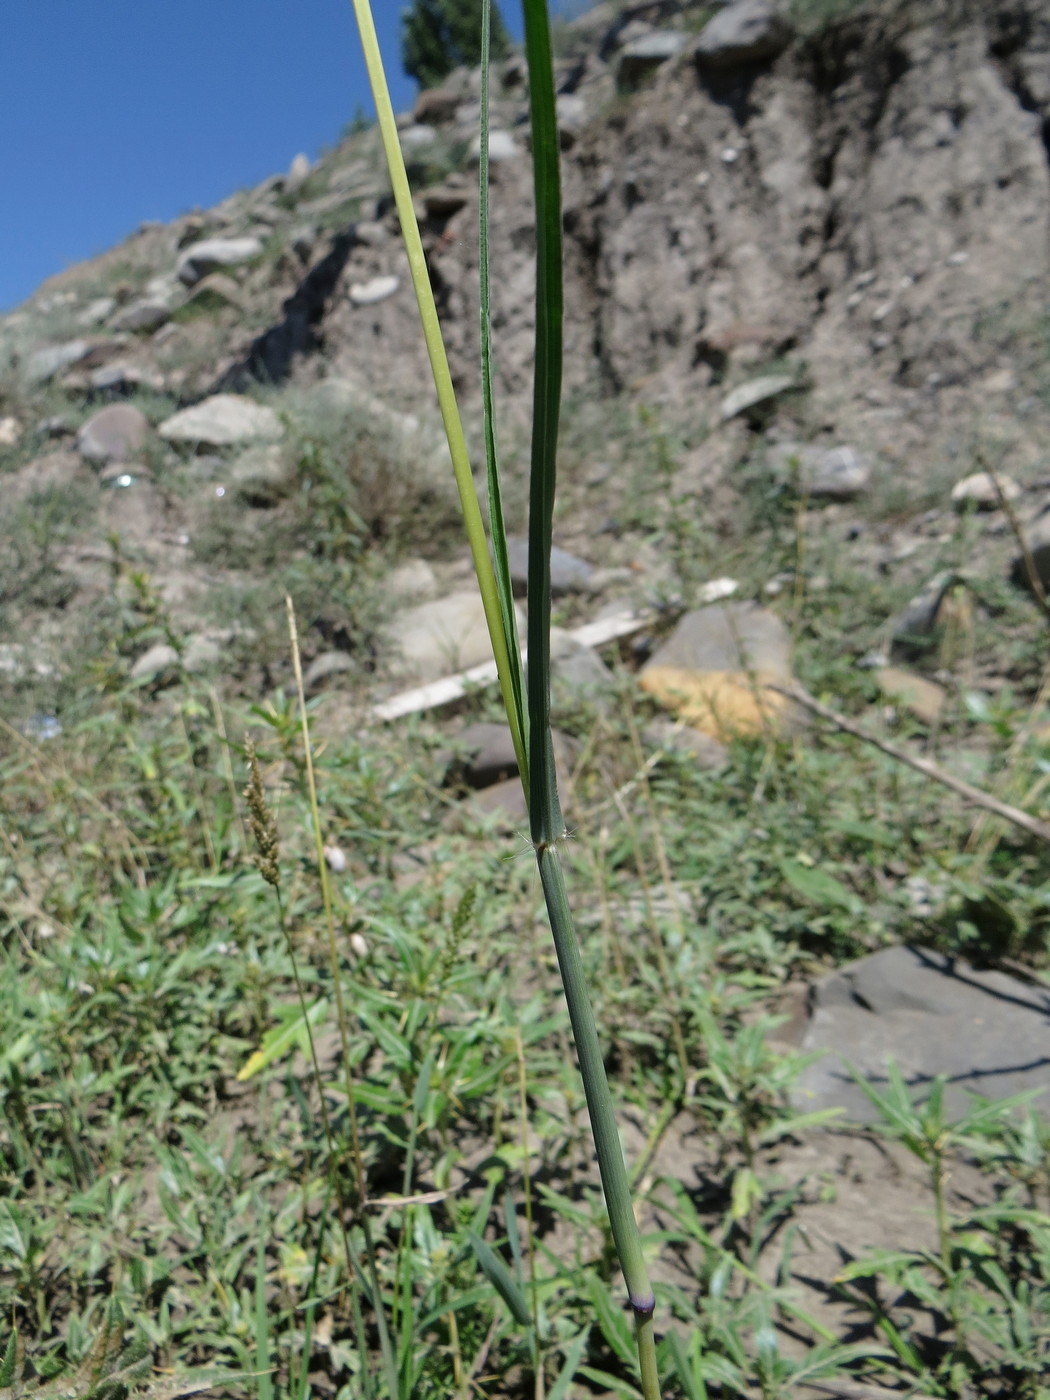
top-left (1, 1), bottom-right (554, 313)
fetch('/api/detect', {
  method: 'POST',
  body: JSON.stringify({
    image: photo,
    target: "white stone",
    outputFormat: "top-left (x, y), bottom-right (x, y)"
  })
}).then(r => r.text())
top-left (158, 394), bottom-right (284, 449)
top-left (176, 237), bottom-right (263, 286)
top-left (469, 129), bottom-right (520, 163)
top-left (0, 416), bottom-right (21, 447)
top-left (349, 275), bottom-right (401, 307)
top-left (951, 471), bottom-right (1020, 510)
top-left (720, 374), bottom-right (795, 420)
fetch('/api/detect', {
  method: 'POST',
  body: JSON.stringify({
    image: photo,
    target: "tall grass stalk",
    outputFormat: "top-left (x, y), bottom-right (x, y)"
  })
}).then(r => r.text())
top-left (346, 2), bottom-right (660, 1394)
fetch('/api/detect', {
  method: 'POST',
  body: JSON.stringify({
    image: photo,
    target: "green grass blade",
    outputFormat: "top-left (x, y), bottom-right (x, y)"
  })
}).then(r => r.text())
top-left (466, 1230), bottom-right (533, 1328)
top-left (255, 1235), bottom-right (274, 1400)
top-left (347, 0), bottom-right (525, 777)
top-left (522, 0), bottom-right (564, 847)
top-left (480, 0), bottom-right (529, 786)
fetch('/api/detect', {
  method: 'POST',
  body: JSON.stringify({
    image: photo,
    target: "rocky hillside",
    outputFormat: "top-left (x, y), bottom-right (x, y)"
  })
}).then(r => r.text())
top-left (0, 0), bottom-right (1048, 713)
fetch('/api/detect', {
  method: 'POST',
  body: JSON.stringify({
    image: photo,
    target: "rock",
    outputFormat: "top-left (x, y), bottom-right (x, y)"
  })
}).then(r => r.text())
top-left (644, 719), bottom-right (730, 770)
top-left (158, 394), bottom-right (284, 449)
top-left (386, 558), bottom-right (438, 603)
top-left (76, 296), bottom-right (117, 327)
top-left (874, 667), bottom-right (946, 724)
top-left (0, 416), bottom-right (21, 447)
top-left (99, 464), bottom-right (144, 488)
top-left (26, 340), bottom-right (91, 384)
top-left (556, 93), bottom-right (588, 138)
top-left (129, 642), bottom-right (179, 683)
top-left (109, 300), bottom-right (171, 334)
top-left (88, 363), bottom-right (165, 395)
top-left (694, 0), bottom-right (793, 69)
top-left (413, 88), bottom-right (461, 124)
top-left (287, 152), bottom-right (311, 189)
top-left (76, 403), bottom-right (150, 464)
top-left (449, 721), bottom-right (520, 788)
top-left (228, 444), bottom-right (296, 505)
top-left (793, 946), bottom-right (1050, 1121)
top-left (423, 182), bottom-right (470, 219)
top-left (639, 602), bottom-right (800, 740)
top-left (550, 628), bottom-right (613, 711)
top-left (469, 130), bottom-right (520, 163)
top-left (182, 272), bottom-right (243, 313)
top-left (349, 275), bottom-right (401, 307)
top-left (506, 537), bottom-right (595, 595)
top-left (891, 572), bottom-right (963, 652)
top-left (388, 590), bottom-right (523, 682)
top-left (290, 227), bottom-right (316, 261)
top-left (618, 30), bottom-right (688, 89)
top-left (1014, 510), bottom-right (1050, 595)
top-left (720, 374), bottom-right (796, 421)
top-left (951, 471), bottom-right (1020, 510)
top-left (176, 236), bottom-right (263, 286)
top-left (769, 442), bottom-right (872, 500)
top-left (304, 651), bottom-right (355, 690)
top-left (464, 776), bottom-right (529, 829)
top-left (400, 124), bottom-right (439, 153)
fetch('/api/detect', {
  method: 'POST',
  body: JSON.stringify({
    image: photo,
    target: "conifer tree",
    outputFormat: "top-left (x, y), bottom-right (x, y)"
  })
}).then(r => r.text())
top-left (401, 0), bottom-right (510, 89)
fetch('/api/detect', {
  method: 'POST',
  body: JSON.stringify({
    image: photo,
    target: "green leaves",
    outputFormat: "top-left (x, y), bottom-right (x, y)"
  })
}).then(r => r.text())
top-left (236, 998), bottom-right (329, 1082)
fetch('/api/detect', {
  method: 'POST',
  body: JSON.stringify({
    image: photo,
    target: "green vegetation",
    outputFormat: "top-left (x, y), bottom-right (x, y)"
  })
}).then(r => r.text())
top-left (401, 0), bottom-right (510, 89)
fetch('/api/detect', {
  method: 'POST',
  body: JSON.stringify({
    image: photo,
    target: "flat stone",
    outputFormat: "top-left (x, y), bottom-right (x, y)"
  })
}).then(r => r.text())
top-left (694, 0), bottom-right (793, 69)
top-left (618, 29), bottom-right (688, 88)
top-left (109, 299), bottom-right (171, 334)
top-left (506, 537), bottom-right (595, 595)
top-left (793, 946), bottom-right (1050, 1122)
top-left (874, 666), bottom-right (947, 725)
top-left (176, 237), bottom-right (263, 286)
top-left (349, 275), bottom-right (401, 307)
top-left (158, 394), bottom-right (284, 449)
top-left (304, 651), bottom-right (355, 690)
top-left (449, 722), bottom-right (520, 788)
top-left (414, 88), bottom-right (460, 124)
top-left (182, 273), bottom-right (243, 313)
top-left (550, 628), bottom-right (613, 712)
top-left (951, 471), bottom-right (1020, 510)
top-left (769, 442), bottom-right (872, 500)
top-left (26, 340), bottom-right (91, 384)
top-left (720, 374), bottom-right (796, 421)
top-left (639, 602), bottom-right (799, 740)
top-left (129, 642), bottom-right (179, 682)
top-left (76, 404), bottom-right (150, 464)
top-left (388, 590), bottom-right (523, 682)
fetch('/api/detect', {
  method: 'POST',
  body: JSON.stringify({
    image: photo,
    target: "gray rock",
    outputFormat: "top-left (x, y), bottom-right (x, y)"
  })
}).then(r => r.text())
top-left (388, 590), bottom-right (523, 682)
top-left (176, 237), bottom-right (263, 286)
top-left (129, 642), bottom-right (179, 682)
top-left (793, 946), bottom-right (1050, 1121)
top-left (891, 572), bottom-right (960, 651)
top-left (399, 124), bottom-right (439, 153)
top-left (183, 632), bottom-right (227, 674)
top-left (228, 444), bottom-right (296, 504)
top-left (0, 416), bottom-right (21, 447)
top-left (158, 395), bottom-right (284, 449)
top-left (645, 601), bottom-right (791, 676)
top-left (413, 88), bottom-right (461, 124)
top-left (720, 374), bottom-right (796, 421)
top-left (951, 471), bottom-right (1020, 510)
top-left (26, 340), bottom-right (91, 385)
top-left (694, 0), bottom-right (793, 69)
top-left (874, 665), bottom-right (947, 725)
top-left (769, 442), bottom-right (871, 500)
top-left (77, 296), bottom-right (117, 327)
top-left (506, 537), bottom-right (595, 596)
top-left (286, 152), bottom-right (311, 189)
top-left (182, 273), bottom-right (243, 312)
top-left (76, 404), bottom-right (150, 464)
top-left (469, 129), bottom-right (520, 163)
top-left (349, 275), bottom-right (401, 307)
top-left (644, 719), bottom-right (730, 770)
top-left (109, 299), bottom-right (170, 334)
top-left (550, 628), bottom-right (613, 712)
top-left (449, 721), bottom-right (520, 788)
top-left (618, 30), bottom-right (688, 89)
top-left (386, 558), bottom-right (438, 603)
top-left (1014, 510), bottom-right (1050, 594)
top-left (423, 182), bottom-right (470, 219)
top-left (303, 651), bottom-right (355, 690)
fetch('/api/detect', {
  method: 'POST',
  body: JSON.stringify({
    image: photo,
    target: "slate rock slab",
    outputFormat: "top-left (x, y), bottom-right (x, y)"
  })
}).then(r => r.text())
top-left (793, 946), bottom-right (1050, 1122)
